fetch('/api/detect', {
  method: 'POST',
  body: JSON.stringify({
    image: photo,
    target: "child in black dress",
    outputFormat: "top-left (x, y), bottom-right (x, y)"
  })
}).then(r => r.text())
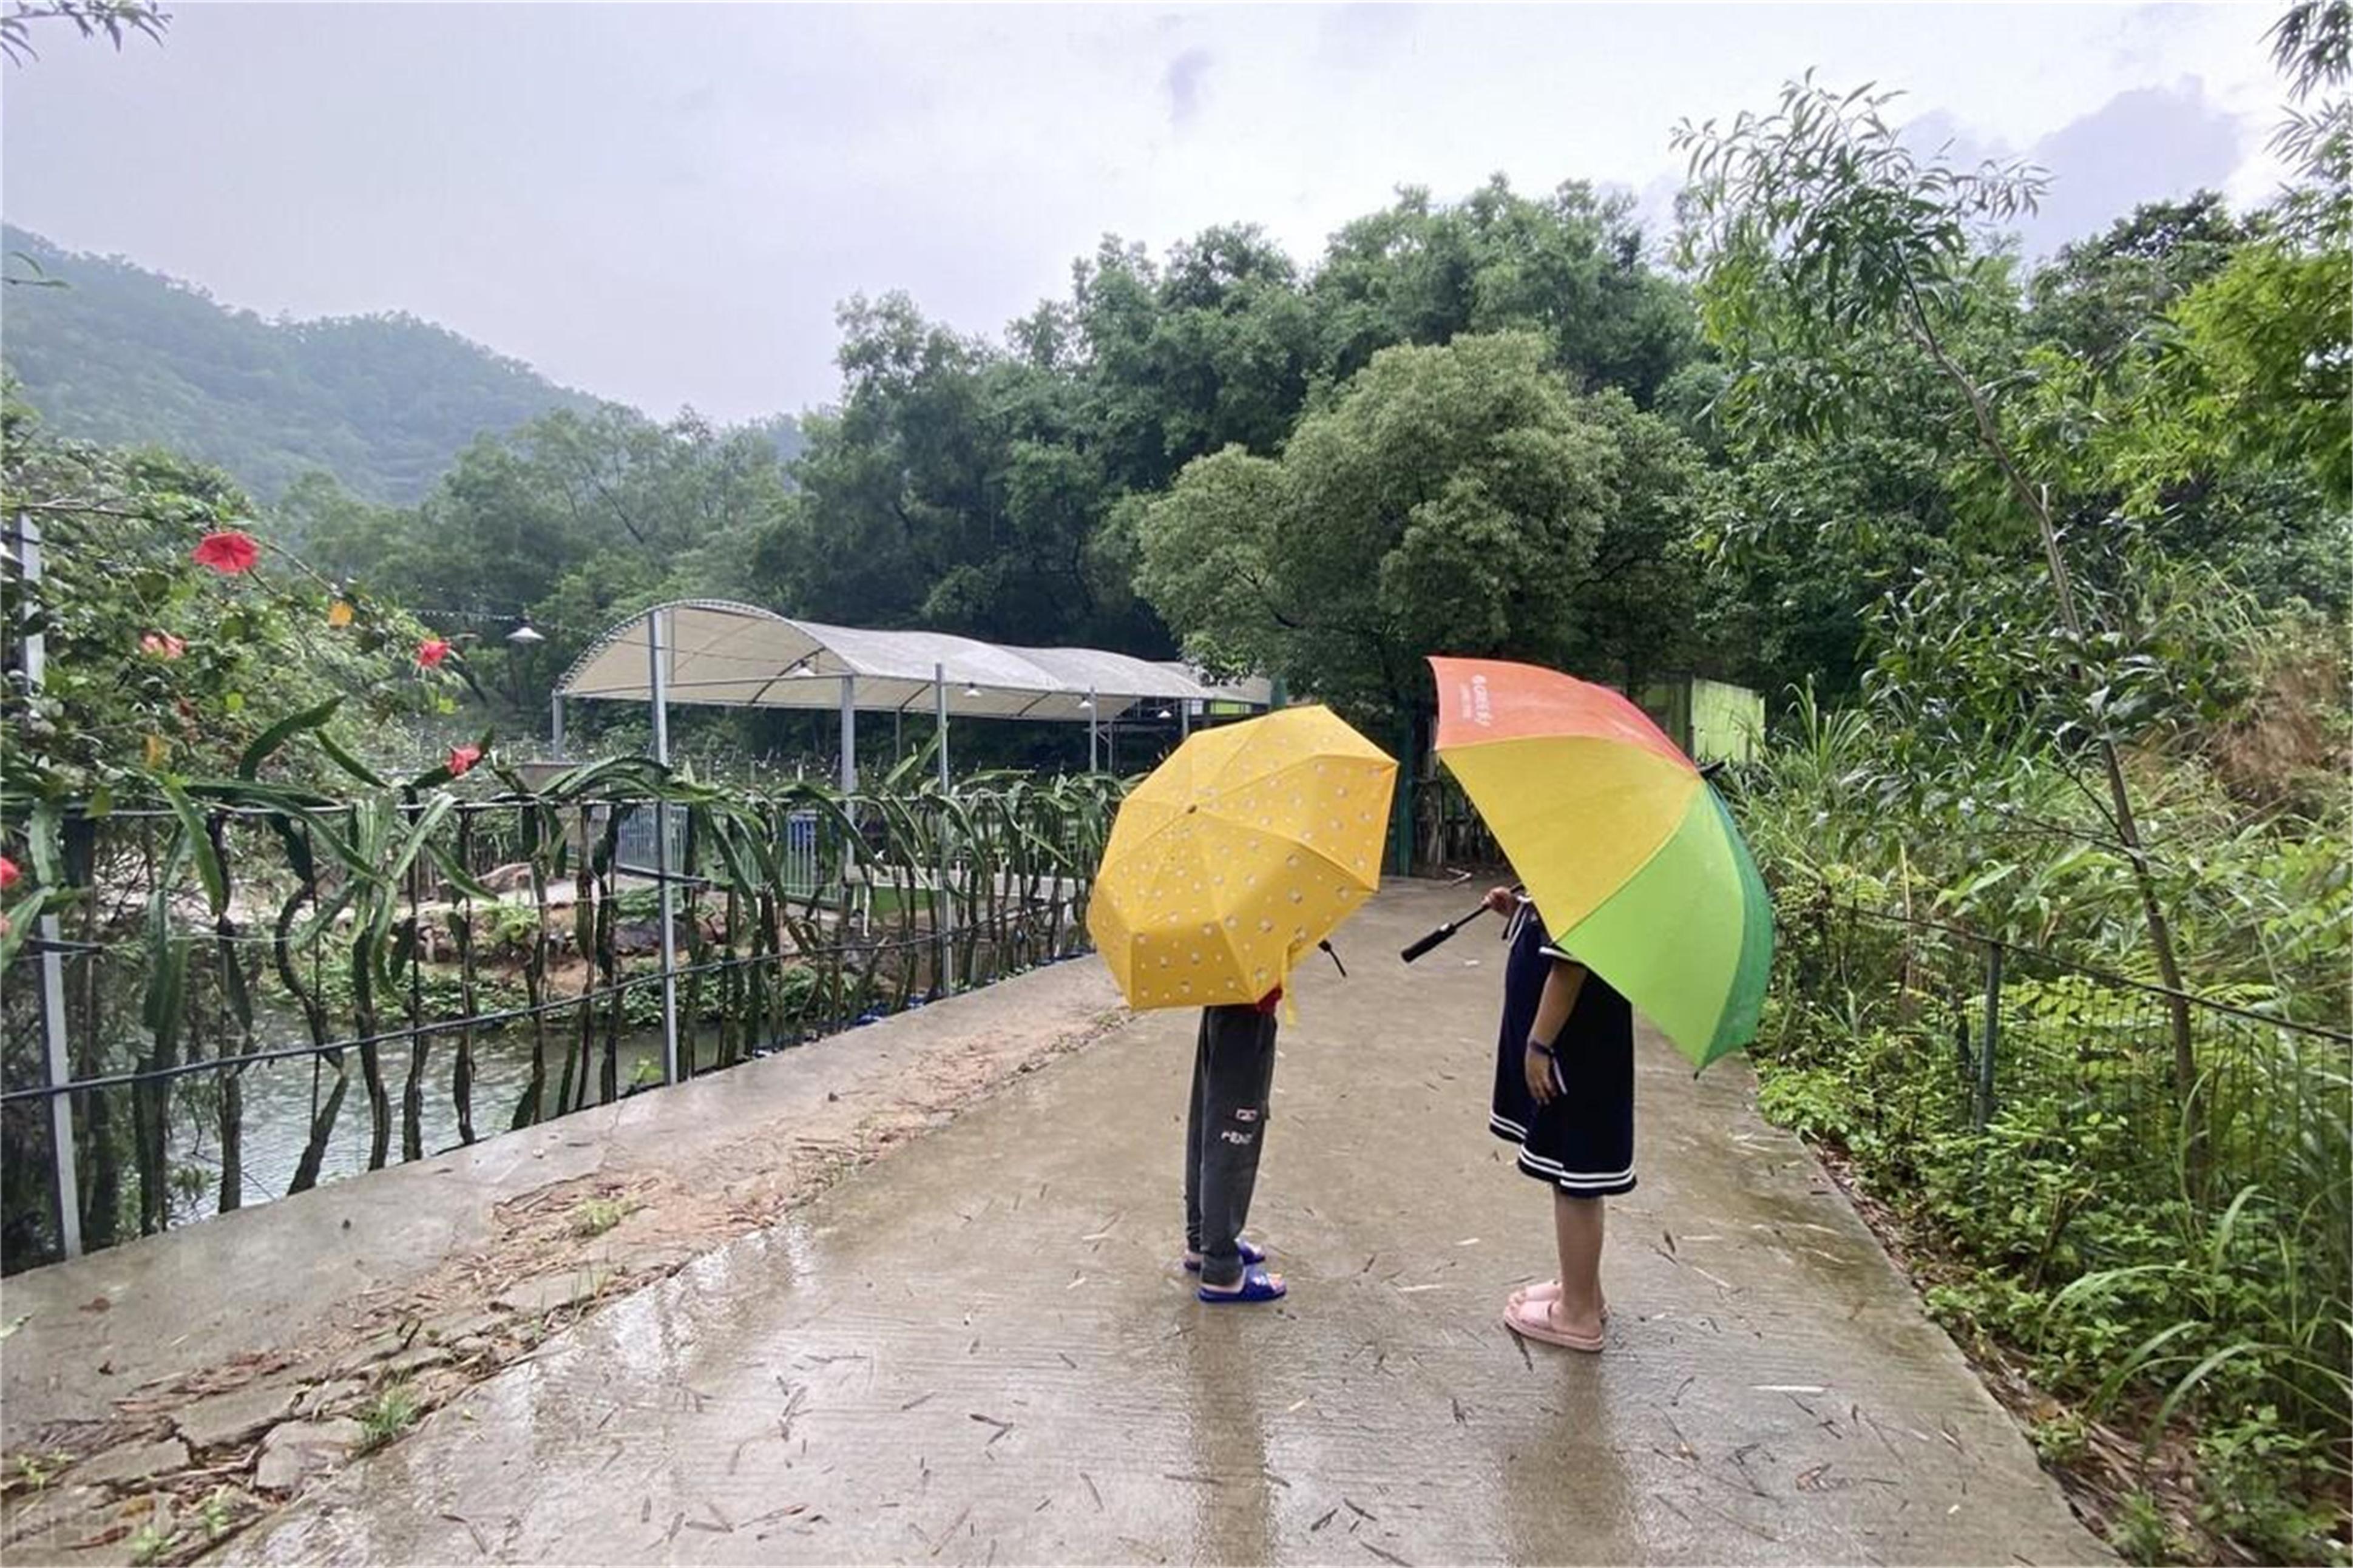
top-left (1481, 885), bottom-right (1636, 1351)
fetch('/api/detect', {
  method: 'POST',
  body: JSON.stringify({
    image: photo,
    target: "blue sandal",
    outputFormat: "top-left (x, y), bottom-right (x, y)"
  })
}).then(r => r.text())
top-left (1183, 1240), bottom-right (1265, 1273)
top-left (1198, 1266), bottom-right (1286, 1305)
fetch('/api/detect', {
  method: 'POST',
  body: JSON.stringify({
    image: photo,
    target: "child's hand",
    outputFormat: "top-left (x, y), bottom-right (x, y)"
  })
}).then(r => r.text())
top-left (1523, 1043), bottom-right (1557, 1106)
top-left (1482, 885), bottom-right (1517, 917)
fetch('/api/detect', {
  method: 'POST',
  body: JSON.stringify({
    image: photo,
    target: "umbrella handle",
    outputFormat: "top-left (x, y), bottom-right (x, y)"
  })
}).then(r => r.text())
top-left (1400, 904), bottom-right (1487, 964)
top-left (1401, 883), bottom-right (1522, 964)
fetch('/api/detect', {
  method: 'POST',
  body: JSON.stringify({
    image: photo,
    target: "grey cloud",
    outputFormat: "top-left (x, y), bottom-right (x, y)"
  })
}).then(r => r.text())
top-left (1163, 48), bottom-right (1213, 131)
top-left (1905, 79), bottom-right (2246, 259)
top-left (2024, 80), bottom-right (2244, 255)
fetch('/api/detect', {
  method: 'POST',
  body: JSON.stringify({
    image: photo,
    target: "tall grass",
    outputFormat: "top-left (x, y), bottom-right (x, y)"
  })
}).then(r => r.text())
top-left (1729, 675), bottom-right (2351, 1563)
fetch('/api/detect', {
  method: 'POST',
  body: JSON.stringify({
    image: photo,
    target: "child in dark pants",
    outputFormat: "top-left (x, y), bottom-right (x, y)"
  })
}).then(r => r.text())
top-left (1483, 886), bottom-right (1636, 1352)
top-left (1182, 991), bottom-right (1285, 1303)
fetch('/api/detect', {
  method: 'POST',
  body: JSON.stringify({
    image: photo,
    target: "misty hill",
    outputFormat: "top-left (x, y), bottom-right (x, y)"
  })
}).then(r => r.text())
top-left (1, 225), bottom-right (614, 503)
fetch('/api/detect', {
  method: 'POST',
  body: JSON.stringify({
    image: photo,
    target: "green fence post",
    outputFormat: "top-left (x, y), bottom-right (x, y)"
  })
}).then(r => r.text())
top-left (1975, 942), bottom-right (2003, 1130)
top-left (1392, 714), bottom-right (1417, 877)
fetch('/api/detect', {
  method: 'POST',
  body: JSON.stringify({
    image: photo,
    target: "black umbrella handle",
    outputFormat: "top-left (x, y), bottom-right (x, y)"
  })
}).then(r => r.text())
top-left (1401, 903), bottom-right (1489, 963)
top-left (1401, 882), bottom-right (1523, 964)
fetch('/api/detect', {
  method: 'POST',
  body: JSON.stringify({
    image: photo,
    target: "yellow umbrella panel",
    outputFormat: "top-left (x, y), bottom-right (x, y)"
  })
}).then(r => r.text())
top-left (1090, 706), bottom-right (1397, 1010)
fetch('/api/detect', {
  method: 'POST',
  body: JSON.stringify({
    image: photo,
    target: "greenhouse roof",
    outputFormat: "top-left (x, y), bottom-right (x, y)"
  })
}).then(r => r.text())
top-left (558, 600), bottom-right (1269, 721)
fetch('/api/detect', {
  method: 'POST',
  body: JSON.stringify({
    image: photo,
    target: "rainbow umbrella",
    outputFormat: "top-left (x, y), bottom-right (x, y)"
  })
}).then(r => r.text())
top-left (1428, 657), bottom-right (1771, 1069)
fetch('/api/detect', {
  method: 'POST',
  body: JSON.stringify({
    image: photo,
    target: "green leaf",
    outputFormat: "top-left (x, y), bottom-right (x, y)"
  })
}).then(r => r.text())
top-left (367, 794), bottom-right (456, 948)
top-left (238, 695), bottom-right (346, 780)
top-left (427, 840), bottom-right (498, 903)
top-left (156, 776), bottom-right (228, 917)
top-left (25, 801), bottom-right (63, 888)
top-left (316, 730), bottom-right (389, 788)
top-left (143, 934), bottom-right (192, 1046)
top-left (0, 890), bottom-right (50, 970)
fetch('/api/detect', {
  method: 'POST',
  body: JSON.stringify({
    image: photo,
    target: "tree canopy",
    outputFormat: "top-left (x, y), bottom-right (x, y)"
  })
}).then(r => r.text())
top-left (1135, 333), bottom-right (1712, 727)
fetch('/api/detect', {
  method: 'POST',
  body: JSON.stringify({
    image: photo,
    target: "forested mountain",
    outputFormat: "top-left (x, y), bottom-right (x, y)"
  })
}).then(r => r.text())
top-left (0, 223), bottom-right (614, 502)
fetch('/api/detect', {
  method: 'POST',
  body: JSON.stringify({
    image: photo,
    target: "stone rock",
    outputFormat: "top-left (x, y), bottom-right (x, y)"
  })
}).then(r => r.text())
top-left (479, 862), bottom-right (535, 894)
top-left (494, 1268), bottom-right (606, 1316)
top-left (619, 1245), bottom-right (697, 1277)
top-left (0, 1484), bottom-right (108, 1550)
top-left (294, 1379), bottom-right (364, 1419)
top-left (252, 1419), bottom-right (363, 1495)
top-left (326, 1330), bottom-right (407, 1380)
top-left (69, 1437), bottom-right (188, 1489)
top-left (379, 1343), bottom-right (452, 1379)
top-left (175, 1382), bottom-right (300, 1451)
top-left (421, 1308), bottom-right (504, 1345)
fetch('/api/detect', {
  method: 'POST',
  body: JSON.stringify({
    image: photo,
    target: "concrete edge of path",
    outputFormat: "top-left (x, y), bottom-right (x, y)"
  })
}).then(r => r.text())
top-left (1, 955), bottom-right (1128, 1475)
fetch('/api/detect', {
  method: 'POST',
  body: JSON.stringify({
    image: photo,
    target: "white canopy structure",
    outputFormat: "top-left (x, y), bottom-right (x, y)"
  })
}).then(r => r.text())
top-left (552, 600), bottom-right (1270, 1086)
top-left (555, 600), bottom-right (1270, 786)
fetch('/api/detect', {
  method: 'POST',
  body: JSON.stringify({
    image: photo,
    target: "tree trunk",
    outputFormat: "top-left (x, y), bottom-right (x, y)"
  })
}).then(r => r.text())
top-left (1906, 305), bottom-right (2202, 1158)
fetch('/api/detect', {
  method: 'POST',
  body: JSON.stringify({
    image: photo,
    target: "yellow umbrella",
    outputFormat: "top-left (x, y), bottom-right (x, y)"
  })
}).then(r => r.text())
top-left (1089, 705), bottom-right (1397, 1010)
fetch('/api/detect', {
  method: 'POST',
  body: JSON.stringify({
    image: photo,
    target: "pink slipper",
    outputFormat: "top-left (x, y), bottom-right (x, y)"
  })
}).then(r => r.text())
top-left (1503, 1294), bottom-right (1605, 1353)
top-left (1507, 1280), bottom-right (1610, 1320)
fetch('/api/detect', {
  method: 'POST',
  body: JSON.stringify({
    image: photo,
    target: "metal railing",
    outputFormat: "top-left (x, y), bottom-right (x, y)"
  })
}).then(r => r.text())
top-left (0, 779), bottom-right (1116, 1273)
top-left (1773, 893), bottom-right (2351, 1276)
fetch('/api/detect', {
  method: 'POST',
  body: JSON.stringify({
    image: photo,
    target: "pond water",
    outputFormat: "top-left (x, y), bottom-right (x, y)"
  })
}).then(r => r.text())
top-left (166, 1015), bottom-right (721, 1212)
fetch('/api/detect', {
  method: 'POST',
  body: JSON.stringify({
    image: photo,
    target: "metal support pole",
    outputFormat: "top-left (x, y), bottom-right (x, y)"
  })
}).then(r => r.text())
top-left (1974, 942), bottom-right (2003, 1129)
top-left (550, 693), bottom-right (566, 759)
top-left (15, 518), bottom-right (81, 1258)
top-left (647, 609), bottom-right (681, 1086)
top-left (935, 663), bottom-right (953, 994)
top-left (839, 675), bottom-right (861, 931)
top-left (935, 664), bottom-right (950, 789)
top-left (1181, 699), bottom-right (1193, 740)
top-left (839, 675), bottom-right (857, 793)
top-left (1088, 687), bottom-right (1099, 772)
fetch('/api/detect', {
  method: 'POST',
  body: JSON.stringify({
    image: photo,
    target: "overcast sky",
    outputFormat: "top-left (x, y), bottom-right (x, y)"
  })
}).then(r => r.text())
top-left (1, 3), bottom-right (2290, 424)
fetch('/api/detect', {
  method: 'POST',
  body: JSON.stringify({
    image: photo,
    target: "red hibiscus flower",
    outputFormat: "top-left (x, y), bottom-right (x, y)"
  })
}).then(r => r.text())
top-left (0, 856), bottom-right (19, 893)
top-left (191, 530), bottom-right (260, 575)
top-left (447, 743), bottom-right (483, 778)
top-left (140, 632), bottom-right (187, 660)
top-left (416, 638), bottom-right (453, 669)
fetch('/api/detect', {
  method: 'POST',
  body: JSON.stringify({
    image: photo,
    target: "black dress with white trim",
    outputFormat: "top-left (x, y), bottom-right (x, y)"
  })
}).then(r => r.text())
top-left (1487, 898), bottom-right (1637, 1196)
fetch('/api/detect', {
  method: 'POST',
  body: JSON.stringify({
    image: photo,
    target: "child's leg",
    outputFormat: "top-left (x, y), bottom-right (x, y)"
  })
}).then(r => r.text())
top-left (1548, 1191), bottom-right (1606, 1338)
top-left (1183, 1012), bottom-right (1211, 1256)
top-left (1196, 1011), bottom-right (1278, 1291)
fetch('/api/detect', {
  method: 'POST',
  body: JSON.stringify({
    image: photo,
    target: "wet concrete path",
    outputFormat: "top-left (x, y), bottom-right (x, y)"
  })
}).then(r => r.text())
top-left (231, 880), bottom-right (2105, 1565)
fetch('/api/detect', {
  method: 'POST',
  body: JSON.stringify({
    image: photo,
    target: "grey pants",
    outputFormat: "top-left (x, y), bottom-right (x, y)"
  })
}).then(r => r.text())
top-left (1183, 1004), bottom-right (1279, 1288)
